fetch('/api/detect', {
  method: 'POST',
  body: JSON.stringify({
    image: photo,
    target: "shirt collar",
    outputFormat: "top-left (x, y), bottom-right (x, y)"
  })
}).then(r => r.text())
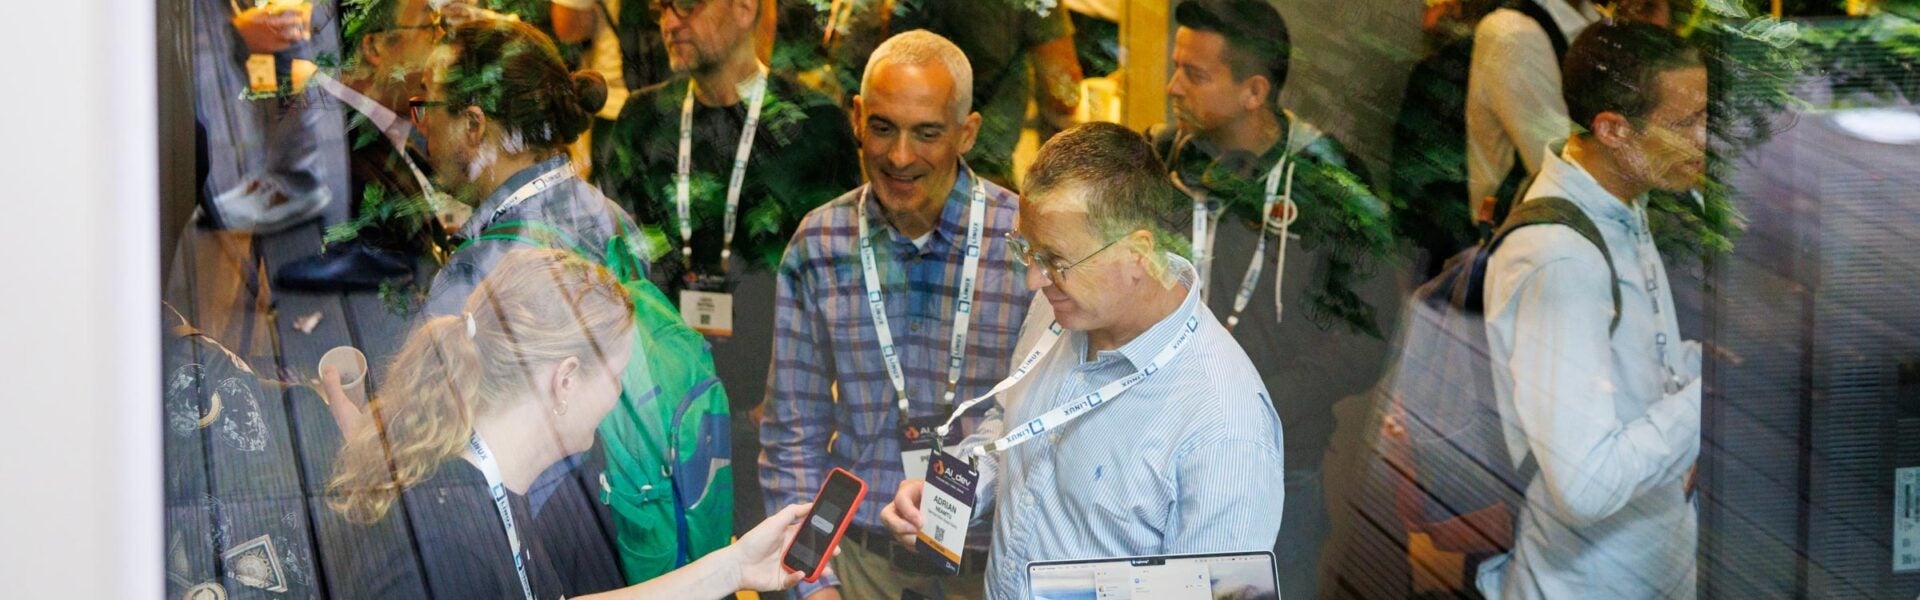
top-left (861, 164), bottom-right (977, 249)
top-left (1531, 0), bottom-right (1603, 40)
top-left (1081, 253), bottom-right (1203, 369)
top-left (1532, 140), bottom-right (1636, 225)
top-left (688, 62), bottom-right (770, 106)
top-left (461, 154), bottom-right (573, 237)
top-left (738, 65), bottom-right (769, 100)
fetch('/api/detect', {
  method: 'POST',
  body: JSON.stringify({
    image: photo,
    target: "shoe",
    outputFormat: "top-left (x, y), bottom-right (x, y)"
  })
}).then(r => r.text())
top-left (212, 176), bottom-right (332, 235)
top-left (273, 242), bottom-right (415, 293)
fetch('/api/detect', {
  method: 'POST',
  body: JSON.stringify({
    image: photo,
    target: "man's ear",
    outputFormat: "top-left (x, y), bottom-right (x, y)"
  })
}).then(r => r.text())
top-left (1126, 228), bottom-right (1158, 261)
top-left (851, 94), bottom-right (866, 137)
top-left (359, 34), bottom-right (385, 68)
top-left (1590, 111), bottom-right (1637, 150)
top-left (460, 105), bottom-right (488, 148)
top-left (1241, 74), bottom-right (1272, 113)
top-left (734, 0), bottom-right (760, 29)
top-left (956, 111), bottom-right (983, 156)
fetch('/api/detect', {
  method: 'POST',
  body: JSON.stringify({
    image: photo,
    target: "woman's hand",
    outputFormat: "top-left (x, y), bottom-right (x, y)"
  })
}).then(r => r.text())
top-left (728, 503), bottom-right (813, 592)
top-left (321, 366), bottom-right (372, 440)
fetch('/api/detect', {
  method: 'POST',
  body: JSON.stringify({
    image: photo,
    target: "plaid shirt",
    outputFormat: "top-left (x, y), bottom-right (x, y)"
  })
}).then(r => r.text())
top-left (760, 170), bottom-right (1030, 570)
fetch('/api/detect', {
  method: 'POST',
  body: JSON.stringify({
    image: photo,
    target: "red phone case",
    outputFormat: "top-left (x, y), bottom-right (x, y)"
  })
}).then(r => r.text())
top-left (783, 468), bottom-right (868, 582)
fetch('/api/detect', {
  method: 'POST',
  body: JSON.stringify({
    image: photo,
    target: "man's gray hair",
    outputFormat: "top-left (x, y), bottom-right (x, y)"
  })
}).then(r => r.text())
top-left (862, 30), bottom-right (974, 122)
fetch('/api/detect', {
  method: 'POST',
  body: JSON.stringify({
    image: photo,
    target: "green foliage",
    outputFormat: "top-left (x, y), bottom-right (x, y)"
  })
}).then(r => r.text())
top-left (379, 279), bottom-right (427, 316)
top-left (1798, 12), bottom-right (1920, 103)
top-left (323, 183), bottom-right (457, 264)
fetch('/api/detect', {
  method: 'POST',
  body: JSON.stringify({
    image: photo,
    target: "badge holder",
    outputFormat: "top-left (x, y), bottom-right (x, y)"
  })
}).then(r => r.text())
top-left (915, 450), bottom-right (979, 576)
top-left (899, 412), bottom-right (964, 483)
top-left (678, 273), bottom-right (736, 338)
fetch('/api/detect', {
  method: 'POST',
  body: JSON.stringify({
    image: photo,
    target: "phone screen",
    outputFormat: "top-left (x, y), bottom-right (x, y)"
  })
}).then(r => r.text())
top-left (783, 470), bottom-right (863, 576)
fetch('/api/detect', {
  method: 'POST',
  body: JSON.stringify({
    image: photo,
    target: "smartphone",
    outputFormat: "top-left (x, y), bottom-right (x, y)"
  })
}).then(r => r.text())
top-left (782, 468), bottom-right (868, 582)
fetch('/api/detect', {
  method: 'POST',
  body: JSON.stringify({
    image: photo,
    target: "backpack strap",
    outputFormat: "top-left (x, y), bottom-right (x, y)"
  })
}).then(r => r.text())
top-left (1489, 197), bottom-right (1623, 333)
top-left (463, 218), bottom-right (655, 289)
top-left (1509, 0), bottom-right (1571, 62)
top-left (458, 219), bottom-right (588, 254)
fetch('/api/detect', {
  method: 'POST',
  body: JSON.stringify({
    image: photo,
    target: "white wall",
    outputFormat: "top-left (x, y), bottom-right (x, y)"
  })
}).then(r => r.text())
top-left (0, 0), bottom-right (161, 598)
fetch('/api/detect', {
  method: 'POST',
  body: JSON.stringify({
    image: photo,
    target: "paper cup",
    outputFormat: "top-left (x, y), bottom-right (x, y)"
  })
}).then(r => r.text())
top-left (319, 346), bottom-right (369, 407)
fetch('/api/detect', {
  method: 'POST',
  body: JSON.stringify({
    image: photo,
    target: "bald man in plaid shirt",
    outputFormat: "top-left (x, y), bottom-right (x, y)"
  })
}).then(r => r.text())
top-left (759, 32), bottom-right (1030, 600)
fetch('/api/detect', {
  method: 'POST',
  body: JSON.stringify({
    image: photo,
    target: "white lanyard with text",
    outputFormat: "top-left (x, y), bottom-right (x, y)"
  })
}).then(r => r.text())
top-left (476, 162), bottom-right (576, 233)
top-left (676, 67), bottom-right (769, 275)
top-left (855, 176), bottom-right (989, 423)
top-left (934, 313), bottom-right (1203, 458)
top-left (1627, 201), bottom-right (1687, 394)
top-left (468, 432), bottom-right (536, 600)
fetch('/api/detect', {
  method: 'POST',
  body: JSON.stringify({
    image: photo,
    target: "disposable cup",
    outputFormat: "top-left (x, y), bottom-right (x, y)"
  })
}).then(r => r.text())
top-left (319, 346), bottom-right (369, 407)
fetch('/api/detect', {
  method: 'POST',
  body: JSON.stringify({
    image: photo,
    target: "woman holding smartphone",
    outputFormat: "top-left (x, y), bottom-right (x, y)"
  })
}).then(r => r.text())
top-left (327, 248), bottom-right (811, 599)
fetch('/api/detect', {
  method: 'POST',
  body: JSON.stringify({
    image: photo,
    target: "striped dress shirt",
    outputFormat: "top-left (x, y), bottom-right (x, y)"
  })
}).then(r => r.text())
top-left (760, 170), bottom-right (1031, 595)
top-left (960, 255), bottom-right (1287, 599)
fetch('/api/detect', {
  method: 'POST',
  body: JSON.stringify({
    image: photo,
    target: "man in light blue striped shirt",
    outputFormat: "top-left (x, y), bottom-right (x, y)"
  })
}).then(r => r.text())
top-left (882, 123), bottom-right (1287, 599)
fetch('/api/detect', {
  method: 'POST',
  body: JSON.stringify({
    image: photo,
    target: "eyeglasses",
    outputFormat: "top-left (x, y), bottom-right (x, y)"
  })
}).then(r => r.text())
top-left (652, 0), bottom-right (705, 18)
top-left (408, 96), bottom-right (449, 128)
top-left (1006, 231), bottom-right (1123, 285)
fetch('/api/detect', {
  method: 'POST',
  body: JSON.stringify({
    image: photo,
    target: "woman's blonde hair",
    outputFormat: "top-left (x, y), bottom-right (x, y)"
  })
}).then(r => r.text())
top-left (328, 248), bottom-right (635, 523)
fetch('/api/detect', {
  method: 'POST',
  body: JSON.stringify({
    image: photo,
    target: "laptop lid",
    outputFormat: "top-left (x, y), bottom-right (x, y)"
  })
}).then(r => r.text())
top-left (1026, 550), bottom-right (1279, 600)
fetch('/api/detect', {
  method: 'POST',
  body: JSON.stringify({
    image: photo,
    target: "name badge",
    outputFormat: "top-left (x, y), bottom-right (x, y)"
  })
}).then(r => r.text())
top-left (678, 289), bottom-right (734, 337)
top-left (900, 415), bottom-right (960, 482)
top-left (916, 451), bottom-right (978, 575)
top-left (245, 54), bottom-right (279, 95)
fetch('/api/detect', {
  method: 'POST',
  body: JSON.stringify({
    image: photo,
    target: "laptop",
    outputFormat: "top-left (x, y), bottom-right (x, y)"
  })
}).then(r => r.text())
top-left (1026, 551), bottom-right (1280, 600)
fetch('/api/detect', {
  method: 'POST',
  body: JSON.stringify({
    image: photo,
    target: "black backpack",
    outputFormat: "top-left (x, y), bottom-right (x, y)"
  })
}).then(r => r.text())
top-left (1389, 0), bottom-right (1570, 268)
top-left (1384, 192), bottom-right (1619, 555)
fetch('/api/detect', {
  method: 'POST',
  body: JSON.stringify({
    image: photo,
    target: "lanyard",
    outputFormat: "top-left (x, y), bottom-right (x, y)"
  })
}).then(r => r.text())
top-left (468, 432), bottom-right (536, 600)
top-left (313, 72), bottom-right (444, 212)
top-left (1187, 125), bottom-right (1299, 330)
top-left (1191, 196), bottom-right (1212, 297)
top-left (855, 175), bottom-right (989, 426)
top-left (676, 67), bottom-right (768, 275)
top-left (933, 312), bottom-right (1203, 459)
top-left (1624, 202), bottom-right (1687, 394)
top-left (475, 162), bottom-right (576, 233)
top-left (1223, 154), bottom-right (1298, 330)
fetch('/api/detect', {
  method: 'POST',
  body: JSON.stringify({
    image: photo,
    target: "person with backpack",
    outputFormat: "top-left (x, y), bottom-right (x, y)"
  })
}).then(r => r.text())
top-left (327, 248), bottom-right (819, 599)
top-left (1465, 0), bottom-right (1601, 227)
top-left (759, 31), bottom-right (1031, 600)
top-left (1478, 21), bottom-right (1706, 598)
top-left (322, 17), bottom-right (736, 588)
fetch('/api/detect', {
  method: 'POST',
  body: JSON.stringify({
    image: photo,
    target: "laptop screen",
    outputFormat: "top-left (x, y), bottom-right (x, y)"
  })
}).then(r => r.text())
top-left (1026, 551), bottom-right (1279, 600)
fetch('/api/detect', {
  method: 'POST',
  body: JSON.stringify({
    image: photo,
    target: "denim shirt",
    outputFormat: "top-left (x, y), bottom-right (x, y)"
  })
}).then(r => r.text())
top-left (1479, 142), bottom-right (1702, 599)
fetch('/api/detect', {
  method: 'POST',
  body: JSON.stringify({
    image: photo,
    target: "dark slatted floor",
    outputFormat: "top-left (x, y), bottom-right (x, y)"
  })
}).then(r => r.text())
top-left (162, 217), bottom-right (428, 599)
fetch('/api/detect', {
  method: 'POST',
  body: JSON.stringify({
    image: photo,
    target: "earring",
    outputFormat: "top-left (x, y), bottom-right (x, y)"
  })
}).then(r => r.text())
top-left (553, 400), bottom-right (569, 416)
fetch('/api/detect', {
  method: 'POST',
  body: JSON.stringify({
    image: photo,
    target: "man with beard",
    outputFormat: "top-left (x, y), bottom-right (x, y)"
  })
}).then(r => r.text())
top-left (274, 0), bottom-right (457, 291)
top-left (1477, 21), bottom-right (1707, 599)
top-left (592, 0), bottom-right (859, 535)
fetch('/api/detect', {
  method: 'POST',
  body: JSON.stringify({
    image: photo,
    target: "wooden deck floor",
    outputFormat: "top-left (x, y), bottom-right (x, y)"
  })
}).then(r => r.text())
top-left (162, 217), bottom-right (430, 598)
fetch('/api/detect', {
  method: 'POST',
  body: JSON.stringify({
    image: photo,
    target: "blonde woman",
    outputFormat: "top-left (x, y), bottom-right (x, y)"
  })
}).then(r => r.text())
top-left (328, 248), bottom-right (815, 599)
